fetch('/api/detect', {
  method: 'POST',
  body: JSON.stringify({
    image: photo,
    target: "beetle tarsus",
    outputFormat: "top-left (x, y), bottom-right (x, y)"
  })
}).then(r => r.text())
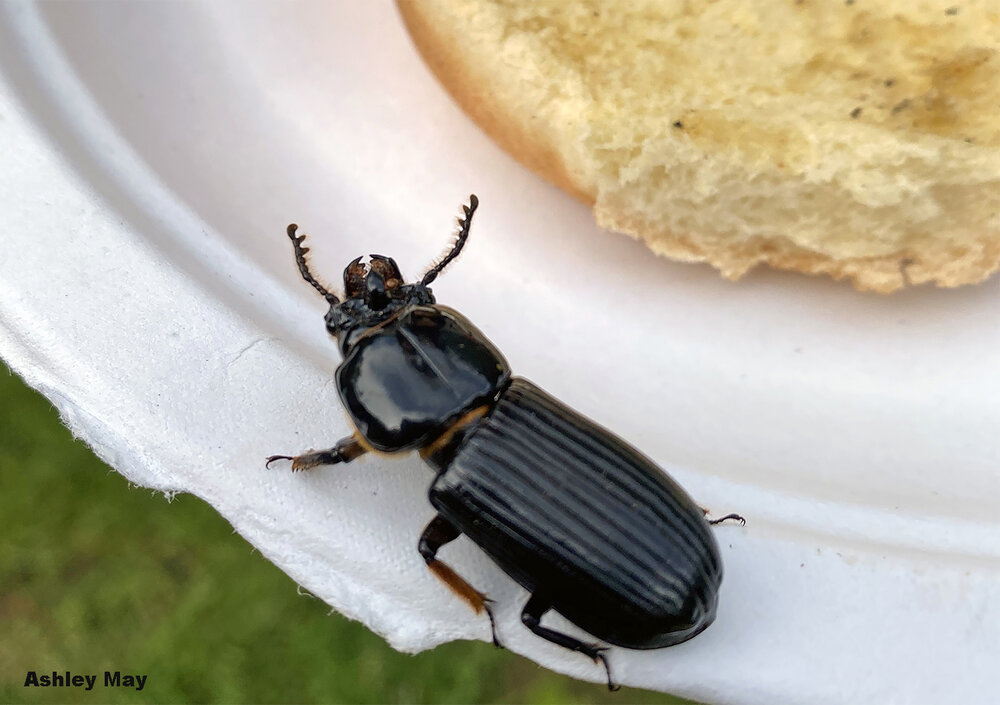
top-left (594, 650), bottom-right (620, 692)
top-left (520, 593), bottom-right (616, 690)
top-left (265, 436), bottom-right (368, 471)
top-left (706, 512), bottom-right (746, 527)
top-left (482, 597), bottom-right (503, 648)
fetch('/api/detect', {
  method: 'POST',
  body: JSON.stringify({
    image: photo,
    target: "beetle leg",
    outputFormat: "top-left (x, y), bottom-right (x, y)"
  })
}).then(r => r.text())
top-left (418, 515), bottom-right (502, 648)
top-left (265, 435), bottom-right (368, 471)
top-left (520, 594), bottom-right (619, 691)
top-left (704, 511), bottom-right (746, 527)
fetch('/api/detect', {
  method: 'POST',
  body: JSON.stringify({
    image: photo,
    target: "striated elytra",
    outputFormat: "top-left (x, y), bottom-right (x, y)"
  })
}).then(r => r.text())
top-left (267, 196), bottom-right (743, 690)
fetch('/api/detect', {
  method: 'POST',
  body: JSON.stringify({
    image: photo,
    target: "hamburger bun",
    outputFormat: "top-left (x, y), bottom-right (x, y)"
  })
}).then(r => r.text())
top-left (398, 0), bottom-right (1000, 292)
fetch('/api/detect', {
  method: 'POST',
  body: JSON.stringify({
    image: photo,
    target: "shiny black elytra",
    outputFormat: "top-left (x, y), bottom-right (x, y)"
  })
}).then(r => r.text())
top-left (267, 196), bottom-right (743, 690)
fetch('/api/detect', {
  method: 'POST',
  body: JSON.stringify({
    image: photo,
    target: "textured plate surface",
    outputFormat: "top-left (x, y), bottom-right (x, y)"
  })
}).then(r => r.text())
top-left (1, 2), bottom-right (998, 703)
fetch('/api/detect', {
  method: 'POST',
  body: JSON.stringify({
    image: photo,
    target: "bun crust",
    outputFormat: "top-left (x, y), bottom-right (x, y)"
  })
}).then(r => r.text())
top-left (398, 0), bottom-right (1000, 292)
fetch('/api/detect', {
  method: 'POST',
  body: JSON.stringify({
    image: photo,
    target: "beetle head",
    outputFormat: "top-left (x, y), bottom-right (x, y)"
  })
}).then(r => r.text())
top-left (324, 255), bottom-right (435, 351)
top-left (283, 195), bottom-right (479, 354)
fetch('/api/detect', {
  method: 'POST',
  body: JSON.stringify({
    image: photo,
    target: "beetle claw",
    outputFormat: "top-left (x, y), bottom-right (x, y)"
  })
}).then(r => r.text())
top-left (265, 454), bottom-right (315, 471)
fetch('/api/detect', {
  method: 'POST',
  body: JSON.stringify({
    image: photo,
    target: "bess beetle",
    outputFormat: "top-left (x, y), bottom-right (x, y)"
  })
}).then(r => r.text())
top-left (267, 196), bottom-right (743, 690)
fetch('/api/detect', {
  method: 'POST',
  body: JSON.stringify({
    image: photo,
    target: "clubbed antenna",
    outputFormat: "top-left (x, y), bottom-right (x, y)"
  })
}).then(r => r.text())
top-left (421, 195), bottom-right (479, 286)
top-left (286, 224), bottom-right (339, 305)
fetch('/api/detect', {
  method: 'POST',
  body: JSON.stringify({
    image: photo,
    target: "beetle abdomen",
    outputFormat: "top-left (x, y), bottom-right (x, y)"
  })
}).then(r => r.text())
top-left (428, 378), bottom-right (722, 649)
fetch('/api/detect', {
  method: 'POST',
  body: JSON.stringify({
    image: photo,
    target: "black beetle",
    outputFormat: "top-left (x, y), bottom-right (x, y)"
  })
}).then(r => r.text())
top-left (267, 196), bottom-right (743, 690)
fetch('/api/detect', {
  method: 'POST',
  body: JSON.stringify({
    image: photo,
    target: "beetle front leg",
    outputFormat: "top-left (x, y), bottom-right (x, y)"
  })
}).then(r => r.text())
top-left (265, 434), bottom-right (368, 471)
top-left (418, 515), bottom-right (501, 648)
top-left (520, 593), bottom-right (618, 691)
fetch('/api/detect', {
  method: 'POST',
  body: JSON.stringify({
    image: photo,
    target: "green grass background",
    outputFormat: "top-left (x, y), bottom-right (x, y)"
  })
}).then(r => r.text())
top-left (0, 367), bottom-right (693, 704)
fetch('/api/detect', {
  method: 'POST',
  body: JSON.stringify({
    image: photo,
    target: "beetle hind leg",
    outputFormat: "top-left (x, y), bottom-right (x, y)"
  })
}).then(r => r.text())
top-left (520, 594), bottom-right (619, 691)
top-left (265, 434), bottom-right (368, 471)
top-left (700, 508), bottom-right (747, 526)
top-left (419, 515), bottom-right (502, 648)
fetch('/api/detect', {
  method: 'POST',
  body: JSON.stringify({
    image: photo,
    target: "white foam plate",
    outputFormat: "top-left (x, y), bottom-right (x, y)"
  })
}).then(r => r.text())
top-left (1, 2), bottom-right (998, 703)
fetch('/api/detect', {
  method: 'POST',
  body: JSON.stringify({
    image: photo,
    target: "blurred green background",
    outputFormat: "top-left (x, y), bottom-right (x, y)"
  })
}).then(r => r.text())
top-left (0, 367), bottom-right (693, 704)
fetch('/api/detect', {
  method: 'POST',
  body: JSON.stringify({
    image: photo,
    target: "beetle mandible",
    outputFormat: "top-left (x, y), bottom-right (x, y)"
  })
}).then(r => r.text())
top-left (267, 196), bottom-right (744, 690)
